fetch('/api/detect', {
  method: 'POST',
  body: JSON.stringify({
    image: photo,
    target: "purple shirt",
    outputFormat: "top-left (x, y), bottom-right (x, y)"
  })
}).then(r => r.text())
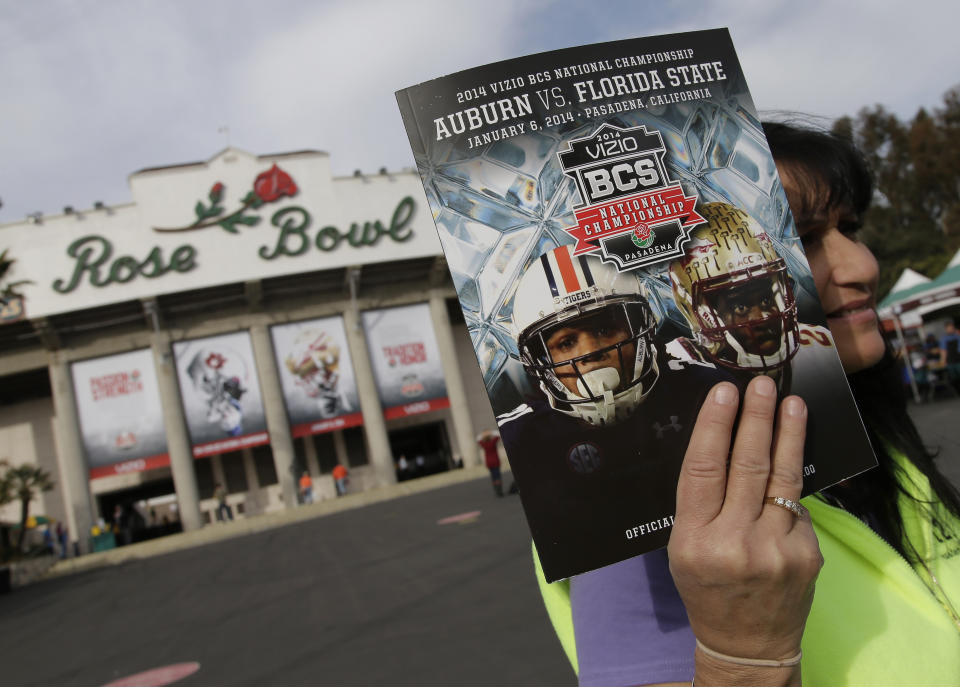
top-left (571, 548), bottom-right (694, 686)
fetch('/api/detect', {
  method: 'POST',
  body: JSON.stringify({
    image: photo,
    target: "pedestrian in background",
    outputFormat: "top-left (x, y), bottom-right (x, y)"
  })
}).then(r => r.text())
top-left (940, 320), bottom-right (960, 392)
top-left (42, 526), bottom-right (54, 556)
top-left (396, 455), bottom-right (410, 481)
top-left (56, 521), bottom-right (67, 559)
top-left (299, 470), bottom-right (314, 504)
top-left (477, 430), bottom-right (504, 497)
top-left (214, 482), bottom-right (233, 521)
top-left (332, 463), bottom-right (348, 496)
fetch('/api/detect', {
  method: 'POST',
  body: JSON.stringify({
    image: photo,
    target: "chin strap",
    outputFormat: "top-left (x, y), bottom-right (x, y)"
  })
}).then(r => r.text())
top-left (573, 368), bottom-right (621, 425)
top-left (575, 367), bottom-right (621, 397)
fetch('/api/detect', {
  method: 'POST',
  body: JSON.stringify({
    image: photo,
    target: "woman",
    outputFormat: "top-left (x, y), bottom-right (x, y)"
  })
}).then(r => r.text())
top-left (924, 333), bottom-right (942, 366)
top-left (539, 122), bottom-right (960, 686)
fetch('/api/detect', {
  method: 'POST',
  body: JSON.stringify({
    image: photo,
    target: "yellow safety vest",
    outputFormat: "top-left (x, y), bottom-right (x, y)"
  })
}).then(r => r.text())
top-left (536, 453), bottom-right (960, 685)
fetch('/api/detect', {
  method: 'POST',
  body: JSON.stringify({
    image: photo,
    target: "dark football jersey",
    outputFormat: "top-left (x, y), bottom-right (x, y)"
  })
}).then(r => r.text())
top-left (498, 360), bottom-right (735, 581)
top-left (666, 324), bottom-right (876, 496)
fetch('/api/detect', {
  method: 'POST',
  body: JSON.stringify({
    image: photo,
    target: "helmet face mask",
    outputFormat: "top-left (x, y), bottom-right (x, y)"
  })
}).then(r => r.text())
top-left (670, 202), bottom-right (799, 373)
top-left (524, 299), bottom-right (656, 395)
top-left (513, 246), bottom-right (660, 426)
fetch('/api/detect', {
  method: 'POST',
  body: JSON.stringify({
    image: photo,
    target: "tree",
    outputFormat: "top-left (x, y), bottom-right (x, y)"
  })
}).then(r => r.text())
top-left (835, 86), bottom-right (960, 299)
top-left (0, 461), bottom-right (55, 553)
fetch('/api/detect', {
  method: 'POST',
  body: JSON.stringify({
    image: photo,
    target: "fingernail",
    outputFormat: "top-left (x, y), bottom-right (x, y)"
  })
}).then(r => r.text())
top-left (713, 383), bottom-right (737, 405)
top-left (785, 396), bottom-right (806, 417)
top-left (753, 375), bottom-right (776, 397)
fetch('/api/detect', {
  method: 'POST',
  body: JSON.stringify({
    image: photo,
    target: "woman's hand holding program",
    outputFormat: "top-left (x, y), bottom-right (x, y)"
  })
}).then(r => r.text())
top-left (668, 376), bottom-right (823, 685)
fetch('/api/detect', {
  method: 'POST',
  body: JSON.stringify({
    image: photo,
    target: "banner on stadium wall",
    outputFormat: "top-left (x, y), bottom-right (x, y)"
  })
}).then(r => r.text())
top-left (361, 303), bottom-right (449, 419)
top-left (71, 349), bottom-right (169, 479)
top-left (270, 316), bottom-right (363, 437)
top-left (173, 331), bottom-right (269, 456)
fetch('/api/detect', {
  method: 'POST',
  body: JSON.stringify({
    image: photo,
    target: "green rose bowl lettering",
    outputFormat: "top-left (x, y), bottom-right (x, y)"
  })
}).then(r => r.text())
top-left (53, 236), bottom-right (196, 293)
top-left (53, 197), bottom-right (416, 294)
top-left (259, 197), bottom-right (416, 260)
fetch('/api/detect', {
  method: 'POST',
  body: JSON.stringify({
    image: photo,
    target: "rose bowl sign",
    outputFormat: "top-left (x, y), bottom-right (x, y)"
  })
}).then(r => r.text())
top-left (559, 123), bottom-right (705, 270)
top-left (2, 148), bottom-right (443, 320)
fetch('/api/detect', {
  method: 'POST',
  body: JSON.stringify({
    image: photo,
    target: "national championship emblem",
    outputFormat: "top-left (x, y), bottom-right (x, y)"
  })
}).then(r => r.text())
top-left (558, 123), bottom-right (706, 271)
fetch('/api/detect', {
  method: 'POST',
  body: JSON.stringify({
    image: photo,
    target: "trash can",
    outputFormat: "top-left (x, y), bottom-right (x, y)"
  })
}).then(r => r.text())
top-left (91, 532), bottom-right (116, 553)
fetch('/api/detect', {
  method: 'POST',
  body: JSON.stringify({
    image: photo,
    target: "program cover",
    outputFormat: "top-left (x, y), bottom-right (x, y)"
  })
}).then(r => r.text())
top-left (396, 28), bottom-right (877, 582)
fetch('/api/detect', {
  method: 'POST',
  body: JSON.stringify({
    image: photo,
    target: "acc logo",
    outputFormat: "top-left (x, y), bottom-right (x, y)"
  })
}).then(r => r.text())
top-left (567, 441), bottom-right (602, 474)
top-left (558, 123), bottom-right (706, 271)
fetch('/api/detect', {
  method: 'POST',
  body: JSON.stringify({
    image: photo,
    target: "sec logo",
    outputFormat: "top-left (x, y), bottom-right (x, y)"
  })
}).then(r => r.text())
top-left (567, 442), bottom-right (602, 474)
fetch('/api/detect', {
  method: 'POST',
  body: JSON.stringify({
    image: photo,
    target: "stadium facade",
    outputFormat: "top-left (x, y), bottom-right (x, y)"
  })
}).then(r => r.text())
top-left (0, 148), bottom-right (499, 551)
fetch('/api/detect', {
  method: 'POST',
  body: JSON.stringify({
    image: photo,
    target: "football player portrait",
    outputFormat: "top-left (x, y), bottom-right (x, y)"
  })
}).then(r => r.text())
top-left (511, 244), bottom-right (660, 428)
top-left (666, 201), bottom-right (870, 490)
top-left (668, 202), bottom-right (831, 394)
top-left (284, 328), bottom-right (350, 419)
top-left (497, 244), bottom-right (735, 578)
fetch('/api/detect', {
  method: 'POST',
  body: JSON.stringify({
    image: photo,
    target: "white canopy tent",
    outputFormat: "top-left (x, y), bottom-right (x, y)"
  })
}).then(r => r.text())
top-left (887, 267), bottom-right (930, 298)
top-left (879, 248), bottom-right (960, 324)
top-left (878, 248), bottom-right (960, 401)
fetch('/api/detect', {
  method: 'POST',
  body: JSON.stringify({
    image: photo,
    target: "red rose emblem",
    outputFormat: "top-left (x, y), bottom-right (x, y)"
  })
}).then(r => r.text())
top-left (634, 223), bottom-right (651, 241)
top-left (253, 164), bottom-right (297, 203)
top-left (154, 165), bottom-right (299, 234)
top-left (205, 352), bottom-right (226, 369)
top-left (209, 182), bottom-right (224, 203)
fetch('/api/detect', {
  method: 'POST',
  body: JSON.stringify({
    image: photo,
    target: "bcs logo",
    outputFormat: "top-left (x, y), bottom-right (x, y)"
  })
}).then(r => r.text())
top-left (558, 123), bottom-right (706, 271)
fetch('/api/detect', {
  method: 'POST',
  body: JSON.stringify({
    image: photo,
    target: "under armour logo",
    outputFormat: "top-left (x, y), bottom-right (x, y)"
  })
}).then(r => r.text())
top-left (653, 416), bottom-right (682, 438)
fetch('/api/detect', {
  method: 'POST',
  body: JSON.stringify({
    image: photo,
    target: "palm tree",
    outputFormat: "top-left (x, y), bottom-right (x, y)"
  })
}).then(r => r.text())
top-left (0, 461), bottom-right (55, 553)
top-left (0, 461), bottom-right (13, 559)
top-left (0, 248), bottom-right (32, 306)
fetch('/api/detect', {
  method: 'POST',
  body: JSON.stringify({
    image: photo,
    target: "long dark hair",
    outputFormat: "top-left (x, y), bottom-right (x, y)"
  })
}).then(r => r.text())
top-left (763, 120), bottom-right (960, 560)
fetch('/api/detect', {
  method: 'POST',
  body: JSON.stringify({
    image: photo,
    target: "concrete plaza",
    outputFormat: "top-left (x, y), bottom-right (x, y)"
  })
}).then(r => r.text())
top-left (1, 395), bottom-right (958, 687)
top-left (2, 468), bottom-right (575, 687)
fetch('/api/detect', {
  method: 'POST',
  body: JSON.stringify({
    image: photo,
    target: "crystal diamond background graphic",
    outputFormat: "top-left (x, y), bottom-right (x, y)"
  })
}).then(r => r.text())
top-left (413, 80), bottom-right (819, 413)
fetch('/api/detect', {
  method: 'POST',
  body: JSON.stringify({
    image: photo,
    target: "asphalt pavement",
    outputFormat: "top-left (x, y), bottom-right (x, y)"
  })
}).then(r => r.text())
top-left (909, 394), bottom-right (960, 489)
top-left (2, 395), bottom-right (958, 687)
top-left (1, 475), bottom-right (574, 687)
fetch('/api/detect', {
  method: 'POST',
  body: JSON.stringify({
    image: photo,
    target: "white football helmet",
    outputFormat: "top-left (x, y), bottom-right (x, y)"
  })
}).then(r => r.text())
top-left (669, 202), bottom-right (799, 373)
top-left (512, 245), bottom-right (658, 426)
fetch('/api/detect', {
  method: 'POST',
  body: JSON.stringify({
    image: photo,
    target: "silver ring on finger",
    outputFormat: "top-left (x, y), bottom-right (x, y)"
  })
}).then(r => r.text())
top-left (764, 495), bottom-right (809, 521)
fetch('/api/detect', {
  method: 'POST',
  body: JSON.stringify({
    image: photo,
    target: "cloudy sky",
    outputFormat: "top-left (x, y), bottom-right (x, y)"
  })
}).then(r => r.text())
top-left (1, 0), bottom-right (957, 222)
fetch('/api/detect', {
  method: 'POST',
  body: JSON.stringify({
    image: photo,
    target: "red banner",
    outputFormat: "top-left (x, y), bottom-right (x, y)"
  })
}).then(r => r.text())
top-left (192, 431), bottom-right (270, 457)
top-left (89, 453), bottom-right (170, 479)
top-left (290, 412), bottom-right (364, 438)
top-left (566, 184), bottom-right (703, 255)
top-left (383, 396), bottom-right (450, 420)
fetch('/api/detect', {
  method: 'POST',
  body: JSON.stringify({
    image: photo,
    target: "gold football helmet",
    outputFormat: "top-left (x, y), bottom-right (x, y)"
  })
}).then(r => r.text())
top-left (669, 202), bottom-right (799, 372)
